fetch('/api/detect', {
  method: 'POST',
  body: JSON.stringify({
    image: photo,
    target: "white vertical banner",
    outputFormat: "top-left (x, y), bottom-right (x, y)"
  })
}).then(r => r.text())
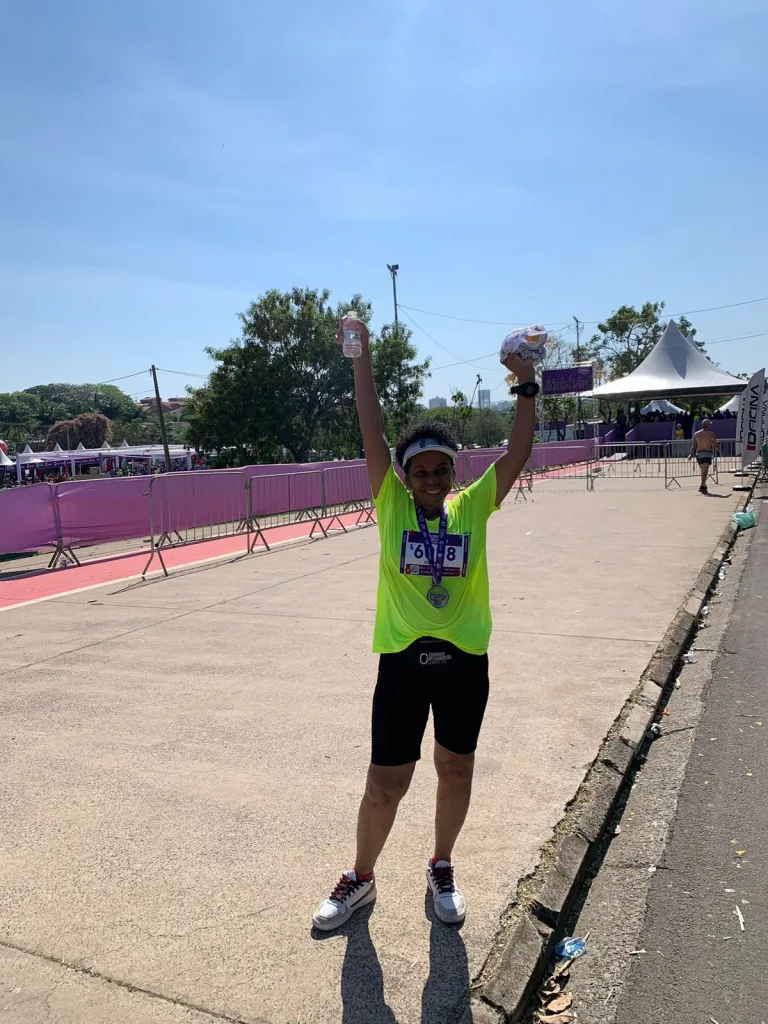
top-left (736, 368), bottom-right (766, 469)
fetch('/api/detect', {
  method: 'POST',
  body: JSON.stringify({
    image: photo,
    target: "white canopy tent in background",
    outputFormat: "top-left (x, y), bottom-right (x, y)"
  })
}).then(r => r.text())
top-left (7, 443), bottom-right (194, 484)
top-left (591, 321), bottom-right (747, 401)
top-left (718, 394), bottom-right (740, 415)
top-left (640, 399), bottom-right (684, 416)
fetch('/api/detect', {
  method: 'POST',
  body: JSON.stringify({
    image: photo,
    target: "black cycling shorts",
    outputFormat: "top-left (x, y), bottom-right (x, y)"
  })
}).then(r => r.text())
top-left (371, 638), bottom-right (490, 767)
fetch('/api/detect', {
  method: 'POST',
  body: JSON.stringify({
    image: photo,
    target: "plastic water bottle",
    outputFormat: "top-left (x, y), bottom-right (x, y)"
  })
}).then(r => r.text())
top-left (342, 311), bottom-right (362, 358)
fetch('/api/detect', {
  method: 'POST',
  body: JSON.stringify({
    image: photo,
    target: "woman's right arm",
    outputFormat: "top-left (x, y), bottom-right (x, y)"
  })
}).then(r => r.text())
top-left (343, 317), bottom-right (391, 497)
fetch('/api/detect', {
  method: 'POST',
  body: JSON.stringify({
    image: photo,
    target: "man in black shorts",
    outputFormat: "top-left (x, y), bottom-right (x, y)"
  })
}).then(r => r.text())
top-left (689, 418), bottom-right (720, 493)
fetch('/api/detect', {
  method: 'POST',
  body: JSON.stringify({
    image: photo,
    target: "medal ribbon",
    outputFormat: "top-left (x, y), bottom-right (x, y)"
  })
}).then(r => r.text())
top-left (415, 504), bottom-right (448, 591)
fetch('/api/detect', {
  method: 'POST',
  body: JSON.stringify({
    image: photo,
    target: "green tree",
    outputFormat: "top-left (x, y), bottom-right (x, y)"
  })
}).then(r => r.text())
top-left (0, 392), bottom-right (43, 440)
top-left (24, 383), bottom-right (142, 424)
top-left (186, 288), bottom-right (430, 464)
top-left (111, 416), bottom-right (166, 446)
top-left (449, 391), bottom-right (472, 445)
top-left (466, 408), bottom-right (508, 448)
top-left (584, 302), bottom-right (699, 381)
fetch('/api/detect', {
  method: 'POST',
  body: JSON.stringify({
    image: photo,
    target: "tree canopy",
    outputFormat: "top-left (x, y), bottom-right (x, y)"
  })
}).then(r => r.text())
top-left (185, 287), bottom-right (430, 463)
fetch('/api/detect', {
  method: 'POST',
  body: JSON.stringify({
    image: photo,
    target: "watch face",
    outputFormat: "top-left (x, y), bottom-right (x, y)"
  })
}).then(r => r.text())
top-left (519, 381), bottom-right (540, 398)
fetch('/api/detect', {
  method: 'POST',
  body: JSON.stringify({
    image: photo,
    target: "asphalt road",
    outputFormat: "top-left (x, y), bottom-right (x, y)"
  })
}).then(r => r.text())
top-left (614, 495), bottom-right (768, 1024)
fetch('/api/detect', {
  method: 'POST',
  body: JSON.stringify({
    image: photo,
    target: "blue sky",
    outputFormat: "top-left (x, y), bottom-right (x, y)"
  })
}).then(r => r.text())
top-left (2, 0), bottom-right (767, 404)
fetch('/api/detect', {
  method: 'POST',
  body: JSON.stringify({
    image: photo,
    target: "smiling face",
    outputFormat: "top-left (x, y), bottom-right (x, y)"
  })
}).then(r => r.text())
top-left (405, 450), bottom-right (455, 513)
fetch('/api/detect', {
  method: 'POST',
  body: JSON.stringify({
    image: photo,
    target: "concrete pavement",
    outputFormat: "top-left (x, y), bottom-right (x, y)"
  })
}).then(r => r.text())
top-left (0, 477), bottom-right (742, 1023)
top-left (612, 489), bottom-right (766, 1024)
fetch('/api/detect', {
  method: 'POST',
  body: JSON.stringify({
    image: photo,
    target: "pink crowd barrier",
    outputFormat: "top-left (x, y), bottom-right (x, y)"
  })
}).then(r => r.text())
top-left (249, 472), bottom-right (324, 517)
top-left (56, 477), bottom-right (152, 547)
top-left (323, 464), bottom-right (371, 507)
top-left (0, 483), bottom-right (56, 553)
top-left (148, 472), bottom-right (249, 536)
top-left (1, 443), bottom-right (592, 558)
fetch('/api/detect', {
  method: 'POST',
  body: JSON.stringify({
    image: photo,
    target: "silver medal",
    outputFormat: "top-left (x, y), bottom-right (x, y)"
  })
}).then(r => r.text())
top-left (427, 585), bottom-right (450, 609)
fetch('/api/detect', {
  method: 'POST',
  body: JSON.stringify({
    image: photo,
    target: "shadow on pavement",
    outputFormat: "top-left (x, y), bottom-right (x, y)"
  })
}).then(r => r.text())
top-left (312, 893), bottom-right (470, 1023)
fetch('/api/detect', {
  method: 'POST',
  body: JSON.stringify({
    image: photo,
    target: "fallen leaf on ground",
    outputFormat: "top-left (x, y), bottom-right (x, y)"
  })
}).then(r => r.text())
top-left (545, 992), bottom-right (573, 1013)
top-left (736, 850), bottom-right (747, 856)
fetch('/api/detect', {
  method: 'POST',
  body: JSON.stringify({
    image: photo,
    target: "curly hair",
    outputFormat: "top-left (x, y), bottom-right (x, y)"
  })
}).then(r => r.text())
top-left (394, 420), bottom-right (459, 469)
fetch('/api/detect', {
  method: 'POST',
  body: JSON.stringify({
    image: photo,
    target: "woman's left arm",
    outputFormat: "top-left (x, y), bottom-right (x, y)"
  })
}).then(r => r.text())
top-left (494, 354), bottom-right (537, 505)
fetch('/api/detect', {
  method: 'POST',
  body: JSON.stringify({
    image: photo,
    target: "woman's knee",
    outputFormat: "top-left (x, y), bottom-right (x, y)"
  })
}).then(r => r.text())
top-left (364, 763), bottom-right (415, 806)
top-left (434, 747), bottom-right (475, 788)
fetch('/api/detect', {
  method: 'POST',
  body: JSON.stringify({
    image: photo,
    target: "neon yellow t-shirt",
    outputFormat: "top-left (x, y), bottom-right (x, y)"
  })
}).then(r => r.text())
top-left (372, 463), bottom-right (500, 655)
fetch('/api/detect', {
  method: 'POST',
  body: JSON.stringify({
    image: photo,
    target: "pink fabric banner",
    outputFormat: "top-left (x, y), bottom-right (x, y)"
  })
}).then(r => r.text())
top-left (0, 484), bottom-right (56, 554)
top-left (55, 477), bottom-right (151, 546)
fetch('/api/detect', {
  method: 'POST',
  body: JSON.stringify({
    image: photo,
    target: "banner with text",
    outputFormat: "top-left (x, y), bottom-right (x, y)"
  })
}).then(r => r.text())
top-left (736, 368), bottom-right (765, 470)
top-left (542, 365), bottom-right (594, 396)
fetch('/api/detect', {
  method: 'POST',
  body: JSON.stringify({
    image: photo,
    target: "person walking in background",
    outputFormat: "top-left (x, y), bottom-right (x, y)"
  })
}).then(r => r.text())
top-left (689, 418), bottom-right (720, 494)
top-left (312, 312), bottom-right (537, 932)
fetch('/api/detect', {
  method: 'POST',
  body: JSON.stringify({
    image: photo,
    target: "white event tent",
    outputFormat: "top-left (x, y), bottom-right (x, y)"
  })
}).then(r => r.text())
top-left (718, 394), bottom-right (740, 415)
top-left (640, 399), bottom-right (684, 416)
top-left (591, 321), bottom-right (746, 401)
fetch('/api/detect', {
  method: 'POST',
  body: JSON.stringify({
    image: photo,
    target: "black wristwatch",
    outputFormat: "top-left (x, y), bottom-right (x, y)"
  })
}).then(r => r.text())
top-left (509, 380), bottom-right (540, 399)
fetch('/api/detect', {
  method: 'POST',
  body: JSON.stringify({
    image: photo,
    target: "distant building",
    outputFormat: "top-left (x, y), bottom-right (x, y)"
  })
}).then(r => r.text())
top-left (137, 396), bottom-right (185, 415)
top-left (492, 400), bottom-right (513, 412)
top-left (478, 389), bottom-right (491, 409)
top-left (428, 396), bottom-right (448, 409)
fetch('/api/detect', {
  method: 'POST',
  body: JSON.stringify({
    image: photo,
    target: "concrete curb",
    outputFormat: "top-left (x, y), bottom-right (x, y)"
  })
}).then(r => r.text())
top-left (464, 482), bottom-right (755, 1023)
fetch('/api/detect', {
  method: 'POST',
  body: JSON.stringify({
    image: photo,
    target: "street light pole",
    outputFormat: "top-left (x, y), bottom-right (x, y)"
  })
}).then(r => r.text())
top-left (386, 264), bottom-right (399, 327)
top-left (387, 264), bottom-right (403, 432)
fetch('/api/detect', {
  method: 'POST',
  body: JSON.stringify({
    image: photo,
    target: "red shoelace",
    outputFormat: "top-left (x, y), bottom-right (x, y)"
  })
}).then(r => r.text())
top-left (330, 874), bottom-right (367, 902)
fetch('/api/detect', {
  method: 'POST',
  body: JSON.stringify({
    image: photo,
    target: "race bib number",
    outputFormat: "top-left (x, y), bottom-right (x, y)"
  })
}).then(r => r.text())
top-left (399, 530), bottom-right (470, 577)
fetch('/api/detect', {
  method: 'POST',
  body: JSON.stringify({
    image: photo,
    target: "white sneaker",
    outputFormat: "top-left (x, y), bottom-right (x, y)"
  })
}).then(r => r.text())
top-left (427, 859), bottom-right (466, 924)
top-left (312, 870), bottom-right (377, 931)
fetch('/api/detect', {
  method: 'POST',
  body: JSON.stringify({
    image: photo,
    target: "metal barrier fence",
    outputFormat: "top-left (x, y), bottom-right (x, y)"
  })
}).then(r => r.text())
top-left (143, 471), bottom-right (251, 576)
top-left (142, 466), bottom-right (382, 577)
top-left (592, 442), bottom-right (667, 482)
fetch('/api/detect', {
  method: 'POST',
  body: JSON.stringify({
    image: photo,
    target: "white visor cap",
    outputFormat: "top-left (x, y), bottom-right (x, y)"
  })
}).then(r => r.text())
top-left (402, 437), bottom-right (457, 468)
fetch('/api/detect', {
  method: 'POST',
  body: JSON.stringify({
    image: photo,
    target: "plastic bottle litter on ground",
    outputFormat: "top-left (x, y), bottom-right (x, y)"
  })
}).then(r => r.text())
top-left (701, 606), bottom-right (709, 616)
top-left (682, 652), bottom-right (698, 664)
top-left (648, 723), bottom-right (662, 739)
top-left (555, 936), bottom-right (588, 961)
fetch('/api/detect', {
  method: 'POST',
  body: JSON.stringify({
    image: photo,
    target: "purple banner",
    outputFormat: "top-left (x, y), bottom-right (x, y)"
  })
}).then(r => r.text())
top-left (542, 366), bottom-right (594, 396)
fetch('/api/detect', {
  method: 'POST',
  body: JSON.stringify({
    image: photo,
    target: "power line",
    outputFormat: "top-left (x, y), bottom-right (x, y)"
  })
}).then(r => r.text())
top-left (400, 309), bottom-right (495, 372)
top-left (156, 367), bottom-right (208, 378)
top-left (400, 294), bottom-right (768, 328)
top-left (95, 370), bottom-right (150, 385)
top-left (399, 303), bottom-right (569, 328)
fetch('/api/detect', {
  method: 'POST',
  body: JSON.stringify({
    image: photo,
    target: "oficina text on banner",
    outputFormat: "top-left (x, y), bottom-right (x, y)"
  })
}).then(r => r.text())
top-left (736, 367), bottom-right (766, 470)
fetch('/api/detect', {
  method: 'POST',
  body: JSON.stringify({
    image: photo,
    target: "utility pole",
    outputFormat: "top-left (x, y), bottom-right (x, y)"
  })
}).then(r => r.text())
top-left (386, 264), bottom-right (399, 327)
top-left (574, 316), bottom-right (583, 439)
top-left (150, 365), bottom-right (173, 473)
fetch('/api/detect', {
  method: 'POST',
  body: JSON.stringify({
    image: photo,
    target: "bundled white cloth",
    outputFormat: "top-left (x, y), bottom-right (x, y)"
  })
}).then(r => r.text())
top-left (499, 325), bottom-right (548, 365)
